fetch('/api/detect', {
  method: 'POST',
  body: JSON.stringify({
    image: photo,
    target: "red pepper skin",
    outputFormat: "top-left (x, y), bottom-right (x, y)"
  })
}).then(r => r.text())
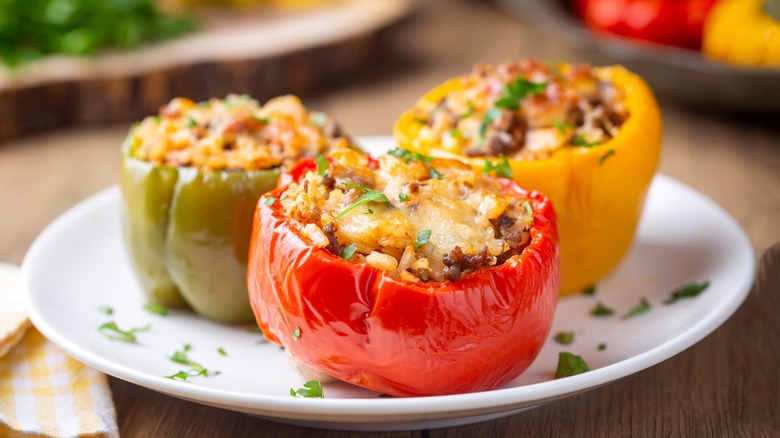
top-left (576, 0), bottom-right (717, 50)
top-left (247, 159), bottom-right (559, 397)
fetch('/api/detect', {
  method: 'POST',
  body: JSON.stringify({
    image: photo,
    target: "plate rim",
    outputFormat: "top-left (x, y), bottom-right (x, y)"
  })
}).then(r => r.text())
top-left (22, 138), bottom-right (755, 423)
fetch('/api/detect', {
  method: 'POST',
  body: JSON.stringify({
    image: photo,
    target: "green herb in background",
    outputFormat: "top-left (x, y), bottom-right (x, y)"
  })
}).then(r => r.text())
top-left (97, 306), bottom-right (113, 315)
top-left (555, 352), bottom-right (590, 378)
top-left (0, 0), bottom-right (196, 67)
top-left (217, 348), bottom-right (227, 356)
top-left (598, 343), bottom-right (607, 351)
top-left (290, 380), bottom-right (325, 398)
top-left (143, 301), bottom-right (169, 316)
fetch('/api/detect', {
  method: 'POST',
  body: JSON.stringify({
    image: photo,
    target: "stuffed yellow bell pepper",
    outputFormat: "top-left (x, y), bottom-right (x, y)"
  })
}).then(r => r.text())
top-left (394, 60), bottom-right (662, 296)
top-left (702, 0), bottom-right (780, 67)
top-left (121, 94), bottom-right (352, 322)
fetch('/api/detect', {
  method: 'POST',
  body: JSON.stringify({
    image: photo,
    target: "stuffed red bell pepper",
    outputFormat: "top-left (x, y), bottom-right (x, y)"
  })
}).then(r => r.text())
top-left (247, 148), bottom-right (559, 397)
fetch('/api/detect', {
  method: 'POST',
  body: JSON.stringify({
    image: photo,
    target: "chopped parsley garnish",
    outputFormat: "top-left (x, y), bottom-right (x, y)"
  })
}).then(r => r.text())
top-left (413, 116), bottom-right (428, 125)
top-left (316, 154), bottom-right (329, 176)
top-left (482, 155), bottom-right (513, 178)
top-left (186, 117), bottom-right (197, 127)
top-left (553, 119), bottom-right (572, 133)
top-left (166, 344), bottom-right (220, 380)
top-left (290, 380), bottom-right (325, 398)
top-left (494, 78), bottom-right (547, 110)
top-left (571, 134), bottom-right (601, 147)
top-left (340, 244), bottom-right (357, 260)
top-left (365, 208), bottom-right (374, 215)
top-left (143, 301), bottom-right (169, 316)
top-left (97, 306), bottom-right (114, 315)
top-left (336, 183), bottom-right (390, 218)
top-left (169, 343), bottom-right (192, 365)
top-left (522, 200), bottom-right (534, 217)
top-left (166, 362), bottom-right (220, 381)
top-left (450, 128), bottom-right (461, 138)
top-left (252, 115), bottom-right (270, 123)
top-left (98, 321), bottom-right (150, 343)
top-left (591, 301), bottom-right (614, 317)
top-left (217, 348), bottom-right (227, 356)
top-left (555, 352), bottom-right (590, 378)
top-left (399, 192), bottom-right (409, 202)
top-left (264, 197), bottom-right (278, 206)
top-left (663, 281), bottom-right (710, 305)
top-left (598, 343), bottom-right (607, 351)
top-left (429, 167), bottom-right (444, 179)
top-left (554, 331), bottom-right (575, 345)
top-left (582, 285), bottom-right (596, 296)
top-left (479, 108), bottom-right (502, 138)
top-left (622, 297), bottom-right (651, 319)
top-left (598, 149), bottom-right (615, 165)
top-left (414, 230), bottom-right (432, 247)
top-left (292, 327), bottom-right (301, 341)
top-left (310, 112), bottom-right (327, 127)
top-left (388, 148), bottom-right (433, 164)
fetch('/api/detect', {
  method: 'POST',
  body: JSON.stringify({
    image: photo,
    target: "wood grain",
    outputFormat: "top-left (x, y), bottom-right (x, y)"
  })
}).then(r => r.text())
top-left (1, 0), bottom-right (778, 436)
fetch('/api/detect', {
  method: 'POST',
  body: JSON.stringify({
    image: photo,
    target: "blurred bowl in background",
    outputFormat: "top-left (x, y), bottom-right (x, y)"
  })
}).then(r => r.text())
top-left (495, 0), bottom-right (780, 111)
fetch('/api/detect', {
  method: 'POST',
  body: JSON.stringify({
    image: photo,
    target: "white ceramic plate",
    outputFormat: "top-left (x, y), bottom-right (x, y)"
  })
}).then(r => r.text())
top-left (23, 137), bottom-right (755, 431)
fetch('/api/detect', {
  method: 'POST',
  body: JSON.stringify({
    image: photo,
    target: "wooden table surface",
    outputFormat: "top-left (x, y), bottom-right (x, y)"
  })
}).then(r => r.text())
top-left (2, 0), bottom-right (778, 436)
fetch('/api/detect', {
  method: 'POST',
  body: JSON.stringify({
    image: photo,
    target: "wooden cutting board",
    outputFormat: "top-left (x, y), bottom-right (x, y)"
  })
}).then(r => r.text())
top-left (0, 0), bottom-right (414, 142)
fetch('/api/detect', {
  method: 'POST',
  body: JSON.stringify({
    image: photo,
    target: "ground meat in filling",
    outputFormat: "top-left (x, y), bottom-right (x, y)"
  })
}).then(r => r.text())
top-left (130, 94), bottom-right (352, 172)
top-left (277, 148), bottom-right (535, 283)
top-left (414, 60), bottom-right (628, 161)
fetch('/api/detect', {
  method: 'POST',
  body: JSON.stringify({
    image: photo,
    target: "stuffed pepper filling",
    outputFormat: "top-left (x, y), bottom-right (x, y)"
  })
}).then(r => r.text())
top-left (276, 148), bottom-right (535, 283)
top-left (130, 94), bottom-right (351, 171)
top-left (412, 60), bottom-right (628, 160)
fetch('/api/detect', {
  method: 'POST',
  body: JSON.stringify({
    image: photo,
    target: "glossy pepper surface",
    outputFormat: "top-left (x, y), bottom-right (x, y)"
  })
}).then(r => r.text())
top-left (247, 158), bottom-right (559, 397)
top-left (702, 0), bottom-right (780, 67)
top-left (120, 133), bottom-right (280, 322)
top-left (394, 66), bottom-right (661, 296)
top-left (575, 0), bottom-right (716, 50)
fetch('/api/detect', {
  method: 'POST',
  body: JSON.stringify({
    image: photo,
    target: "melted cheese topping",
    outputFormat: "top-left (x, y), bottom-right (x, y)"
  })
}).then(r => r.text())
top-left (130, 94), bottom-right (351, 171)
top-left (279, 149), bottom-right (534, 282)
top-left (414, 60), bottom-right (628, 160)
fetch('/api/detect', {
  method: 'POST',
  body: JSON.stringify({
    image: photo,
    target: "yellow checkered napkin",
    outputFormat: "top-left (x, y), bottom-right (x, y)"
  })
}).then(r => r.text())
top-left (0, 264), bottom-right (118, 438)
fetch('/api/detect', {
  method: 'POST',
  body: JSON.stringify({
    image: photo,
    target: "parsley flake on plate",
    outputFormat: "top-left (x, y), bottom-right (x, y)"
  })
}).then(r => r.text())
top-left (591, 301), bottom-right (614, 317)
top-left (663, 281), bottom-right (710, 305)
top-left (582, 285), bottom-right (597, 296)
top-left (622, 297), bottom-right (651, 320)
top-left (98, 321), bottom-right (150, 343)
top-left (554, 331), bottom-right (575, 345)
top-left (555, 352), bottom-right (590, 378)
top-left (290, 380), bottom-right (325, 398)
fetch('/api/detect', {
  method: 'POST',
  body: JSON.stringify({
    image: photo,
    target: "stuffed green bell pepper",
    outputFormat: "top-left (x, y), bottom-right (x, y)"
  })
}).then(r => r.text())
top-left (120, 94), bottom-right (352, 323)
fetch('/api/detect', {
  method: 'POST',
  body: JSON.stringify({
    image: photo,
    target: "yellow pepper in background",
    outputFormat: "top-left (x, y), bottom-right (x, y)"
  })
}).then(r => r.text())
top-left (394, 66), bottom-right (662, 296)
top-left (703, 0), bottom-right (780, 67)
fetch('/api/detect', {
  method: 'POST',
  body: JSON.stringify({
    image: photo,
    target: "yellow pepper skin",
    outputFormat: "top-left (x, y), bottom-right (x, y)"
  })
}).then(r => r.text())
top-left (703, 0), bottom-right (780, 67)
top-left (394, 66), bottom-right (662, 296)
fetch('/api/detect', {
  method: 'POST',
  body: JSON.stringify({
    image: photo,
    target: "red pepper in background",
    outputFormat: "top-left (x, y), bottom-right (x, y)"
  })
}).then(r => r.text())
top-left (575, 0), bottom-right (718, 50)
top-left (246, 158), bottom-right (560, 397)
